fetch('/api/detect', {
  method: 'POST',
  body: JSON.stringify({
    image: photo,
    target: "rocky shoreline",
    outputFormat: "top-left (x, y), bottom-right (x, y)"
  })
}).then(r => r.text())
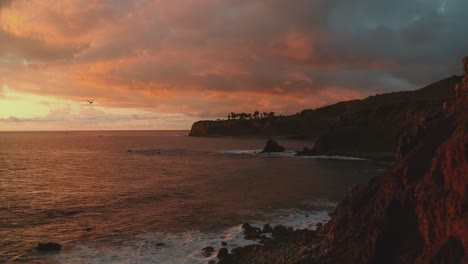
top-left (199, 58), bottom-right (468, 264)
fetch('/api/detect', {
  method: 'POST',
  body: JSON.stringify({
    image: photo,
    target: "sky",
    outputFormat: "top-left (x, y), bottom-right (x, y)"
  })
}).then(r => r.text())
top-left (0, 0), bottom-right (467, 130)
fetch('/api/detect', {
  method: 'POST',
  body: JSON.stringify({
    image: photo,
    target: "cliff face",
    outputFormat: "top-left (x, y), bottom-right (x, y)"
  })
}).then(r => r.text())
top-left (322, 61), bottom-right (468, 264)
top-left (189, 111), bottom-right (338, 138)
top-left (310, 76), bottom-right (460, 159)
top-left (190, 77), bottom-right (460, 160)
top-left (215, 60), bottom-right (467, 264)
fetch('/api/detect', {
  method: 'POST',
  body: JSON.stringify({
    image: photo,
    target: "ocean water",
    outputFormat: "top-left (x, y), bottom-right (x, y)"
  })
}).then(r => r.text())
top-left (0, 131), bottom-right (389, 263)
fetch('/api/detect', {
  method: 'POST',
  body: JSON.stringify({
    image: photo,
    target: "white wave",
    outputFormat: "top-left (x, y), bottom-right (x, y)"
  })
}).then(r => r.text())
top-left (300, 155), bottom-right (367, 160)
top-left (215, 150), bottom-right (297, 157)
top-left (215, 149), bottom-right (262, 155)
top-left (51, 205), bottom-right (332, 264)
top-left (215, 150), bottom-right (367, 160)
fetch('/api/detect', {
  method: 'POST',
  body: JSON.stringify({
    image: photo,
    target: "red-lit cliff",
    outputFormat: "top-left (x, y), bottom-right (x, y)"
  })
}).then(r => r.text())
top-left (218, 58), bottom-right (468, 264)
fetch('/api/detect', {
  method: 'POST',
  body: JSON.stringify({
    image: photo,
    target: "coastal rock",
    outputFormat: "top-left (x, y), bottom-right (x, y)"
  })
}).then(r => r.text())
top-left (190, 75), bottom-right (459, 161)
top-left (322, 59), bottom-right (468, 263)
top-left (213, 58), bottom-right (468, 264)
top-left (242, 223), bottom-right (261, 239)
top-left (271, 225), bottom-right (289, 237)
top-left (295, 146), bottom-right (314, 156)
top-left (262, 223), bottom-right (273, 233)
top-left (221, 241), bottom-right (228, 246)
top-left (35, 242), bottom-right (62, 252)
top-left (261, 139), bottom-right (285, 153)
top-left (216, 248), bottom-right (229, 259)
top-left (201, 246), bottom-right (215, 258)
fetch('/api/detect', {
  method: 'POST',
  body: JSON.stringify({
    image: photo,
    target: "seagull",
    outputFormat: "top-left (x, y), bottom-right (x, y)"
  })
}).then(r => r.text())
top-left (87, 99), bottom-right (94, 104)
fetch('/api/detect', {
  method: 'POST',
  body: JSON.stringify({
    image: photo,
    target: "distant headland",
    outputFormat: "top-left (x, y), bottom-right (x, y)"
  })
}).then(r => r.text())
top-left (190, 75), bottom-right (460, 161)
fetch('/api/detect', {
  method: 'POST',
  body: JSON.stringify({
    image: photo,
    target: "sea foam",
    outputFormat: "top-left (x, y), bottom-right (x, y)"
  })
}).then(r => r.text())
top-left (51, 202), bottom-right (333, 264)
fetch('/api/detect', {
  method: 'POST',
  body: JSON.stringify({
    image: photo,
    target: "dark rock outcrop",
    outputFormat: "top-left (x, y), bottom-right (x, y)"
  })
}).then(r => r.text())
top-left (35, 242), bottom-right (62, 252)
top-left (242, 223), bottom-right (262, 239)
top-left (295, 146), bottom-right (315, 156)
top-left (261, 139), bottom-right (285, 153)
top-left (216, 248), bottom-right (229, 259)
top-left (216, 58), bottom-right (468, 264)
top-left (320, 58), bottom-right (468, 264)
top-left (201, 246), bottom-right (215, 258)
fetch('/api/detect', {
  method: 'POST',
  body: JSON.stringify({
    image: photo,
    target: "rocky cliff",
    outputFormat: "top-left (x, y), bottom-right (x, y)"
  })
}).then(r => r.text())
top-left (319, 58), bottom-right (468, 264)
top-left (216, 58), bottom-right (468, 264)
top-left (190, 76), bottom-right (460, 160)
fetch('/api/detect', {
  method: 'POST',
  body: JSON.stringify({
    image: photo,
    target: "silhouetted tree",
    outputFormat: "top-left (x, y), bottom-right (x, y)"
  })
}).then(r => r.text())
top-left (253, 110), bottom-right (260, 119)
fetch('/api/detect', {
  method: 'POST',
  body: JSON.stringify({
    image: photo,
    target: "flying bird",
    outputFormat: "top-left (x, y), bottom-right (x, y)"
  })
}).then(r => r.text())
top-left (87, 99), bottom-right (94, 104)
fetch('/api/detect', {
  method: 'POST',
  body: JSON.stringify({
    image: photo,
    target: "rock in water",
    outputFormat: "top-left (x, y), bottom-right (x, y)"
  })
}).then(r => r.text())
top-left (242, 223), bottom-right (261, 239)
top-left (261, 139), bottom-right (285, 153)
top-left (35, 242), bottom-right (62, 251)
top-left (201, 246), bottom-right (215, 257)
top-left (296, 146), bottom-right (314, 156)
top-left (216, 248), bottom-right (229, 259)
top-left (262, 223), bottom-right (273, 233)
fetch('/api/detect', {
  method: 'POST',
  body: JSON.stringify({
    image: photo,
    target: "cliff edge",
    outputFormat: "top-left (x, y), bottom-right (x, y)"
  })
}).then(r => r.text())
top-left (217, 58), bottom-right (468, 264)
top-left (190, 76), bottom-right (459, 160)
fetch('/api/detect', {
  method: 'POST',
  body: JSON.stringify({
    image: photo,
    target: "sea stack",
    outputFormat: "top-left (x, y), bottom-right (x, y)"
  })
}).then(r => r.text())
top-left (261, 139), bottom-right (285, 153)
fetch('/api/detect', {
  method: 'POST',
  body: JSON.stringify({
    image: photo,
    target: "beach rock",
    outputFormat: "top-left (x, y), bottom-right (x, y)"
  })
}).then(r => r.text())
top-left (216, 248), bottom-right (229, 259)
top-left (221, 241), bottom-right (228, 246)
top-left (155, 243), bottom-right (166, 246)
top-left (242, 223), bottom-right (261, 239)
top-left (296, 146), bottom-right (314, 156)
top-left (207, 260), bottom-right (216, 264)
top-left (262, 223), bottom-right (273, 233)
top-left (261, 139), bottom-right (285, 153)
top-left (35, 242), bottom-right (62, 252)
top-left (271, 225), bottom-right (289, 237)
top-left (201, 246), bottom-right (215, 258)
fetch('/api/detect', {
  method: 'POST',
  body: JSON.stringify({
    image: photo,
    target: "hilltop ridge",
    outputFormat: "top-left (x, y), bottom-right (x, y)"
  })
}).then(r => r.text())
top-left (190, 76), bottom-right (460, 160)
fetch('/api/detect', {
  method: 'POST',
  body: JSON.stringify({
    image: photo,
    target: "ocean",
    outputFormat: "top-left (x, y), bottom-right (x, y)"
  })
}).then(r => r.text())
top-left (0, 131), bottom-right (389, 263)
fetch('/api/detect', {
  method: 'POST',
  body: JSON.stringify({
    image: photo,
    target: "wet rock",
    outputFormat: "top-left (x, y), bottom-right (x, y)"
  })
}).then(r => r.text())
top-left (296, 146), bottom-right (314, 156)
top-left (155, 243), bottom-right (166, 246)
top-left (262, 223), bottom-right (273, 233)
top-left (207, 260), bottom-right (216, 264)
top-left (261, 139), bottom-right (285, 153)
top-left (315, 223), bottom-right (323, 231)
top-left (221, 241), bottom-right (227, 246)
top-left (242, 223), bottom-right (261, 239)
top-left (201, 246), bottom-right (215, 258)
top-left (35, 242), bottom-right (62, 252)
top-left (271, 225), bottom-right (289, 237)
top-left (216, 248), bottom-right (229, 259)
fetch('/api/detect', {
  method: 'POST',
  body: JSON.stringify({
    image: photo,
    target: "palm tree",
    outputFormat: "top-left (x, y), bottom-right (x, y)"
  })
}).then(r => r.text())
top-left (253, 110), bottom-right (260, 119)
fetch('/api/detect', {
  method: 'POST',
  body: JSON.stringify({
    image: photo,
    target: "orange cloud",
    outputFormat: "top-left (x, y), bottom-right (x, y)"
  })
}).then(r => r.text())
top-left (1, 0), bottom-right (463, 130)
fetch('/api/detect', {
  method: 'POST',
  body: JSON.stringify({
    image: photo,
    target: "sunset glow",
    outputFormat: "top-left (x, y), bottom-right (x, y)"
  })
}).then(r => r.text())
top-left (0, 0), bottom-right (466, 130)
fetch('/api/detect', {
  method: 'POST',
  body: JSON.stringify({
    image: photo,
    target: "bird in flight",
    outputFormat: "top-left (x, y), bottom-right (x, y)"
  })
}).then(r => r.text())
top-left (87, 99), bottom-right (94, 104)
